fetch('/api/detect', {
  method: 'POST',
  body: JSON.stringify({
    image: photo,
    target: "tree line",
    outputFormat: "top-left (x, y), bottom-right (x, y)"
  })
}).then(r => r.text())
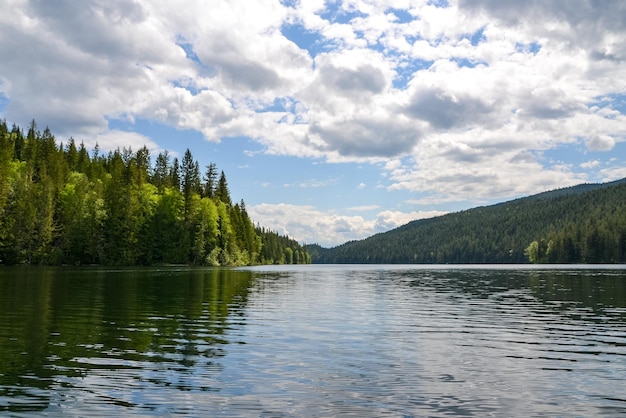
top-left (307, 179), bottom-right (626, 264)
top-left (0, 120), bottom-right (309, 266)
top-left (523, 182), bottom-right (626, 263)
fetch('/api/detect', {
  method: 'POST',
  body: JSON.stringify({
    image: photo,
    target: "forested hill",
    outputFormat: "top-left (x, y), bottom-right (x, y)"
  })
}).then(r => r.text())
top-left (307, 178), bottom-right (626, 264)
top-left (0, 120), bottom-right (309, 266)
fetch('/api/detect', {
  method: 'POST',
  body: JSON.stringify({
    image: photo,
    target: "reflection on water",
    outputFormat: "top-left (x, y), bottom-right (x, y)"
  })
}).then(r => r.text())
top-left (0, 267), bottom-right (252, 415)
top-left (0, 265), bottom-right (625, 416)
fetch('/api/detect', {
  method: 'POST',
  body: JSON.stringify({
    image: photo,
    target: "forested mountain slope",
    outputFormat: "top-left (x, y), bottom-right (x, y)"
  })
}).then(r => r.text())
top-left (308, 179), bottom-right (626, 264)
top-left (0, 120), bottom-right (309, 266)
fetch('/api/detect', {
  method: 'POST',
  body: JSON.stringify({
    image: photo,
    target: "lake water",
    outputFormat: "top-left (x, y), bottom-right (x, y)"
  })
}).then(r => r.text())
top-left (1, 265), bottom-right (625, 417)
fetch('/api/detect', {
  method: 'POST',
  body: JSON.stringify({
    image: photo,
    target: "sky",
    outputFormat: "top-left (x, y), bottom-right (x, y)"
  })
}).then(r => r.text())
top-left (1, 0), bottom-right (626, 247)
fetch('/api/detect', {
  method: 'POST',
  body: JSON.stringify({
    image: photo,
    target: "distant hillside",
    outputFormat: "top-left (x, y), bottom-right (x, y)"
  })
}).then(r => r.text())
top-left (307, 178), bottom-right (626, 264)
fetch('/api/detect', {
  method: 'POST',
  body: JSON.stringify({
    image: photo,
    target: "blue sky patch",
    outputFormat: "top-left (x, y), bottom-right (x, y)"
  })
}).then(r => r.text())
top-left (427, 0), bottom-right (450, 7)
top-left (387, 8), bottom-right (414, 24)
top-left (0, 92), bottom-right (8, 114)
top-left (319, 3), bottom-right (368, 24)
top-left (540, 140), bottom-right (624, 183)
top-left (255, 97), bottom-right (294, 114)
top-left (469, 27), bottom-right (485, 46)
top-left (107, 117), bottom-right (203, 151)
top-left (542, 141), bottom-right (587, 167)
top-left (176, 37), bottom-right (217, 78)
top-left (281, 23), bottom-right (326, 58)
top-left (171, 80), bottom-right (203, 96)
top-left (451, 57), bottom-right (488, 69)
top-left (176, 37), bottom-right (202, 65)
top-left (593, 93), bottom-right (626, 115)
top-left (515, 41), bottom-right (541, 54)
top-left (393, 59), bottom-right (434, 88)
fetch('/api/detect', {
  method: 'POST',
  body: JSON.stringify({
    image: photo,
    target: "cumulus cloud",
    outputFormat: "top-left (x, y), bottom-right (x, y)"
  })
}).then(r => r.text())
top-left (404, 86), bottom-right (492, 129)
top-left (387, 128), bottom-right (588, 203)
top-left (585, 135), bottom-right (615, 151)
top-left (580, 160), bottom-right (600, 169)
top-left (310, 115), bottom-right (421, 157)
top-left (247, 203), bottom-right (447, 247)
top-left (91, 130), bottom-right (161, 154)
top-left (318, 63), bottom-right (386, 96)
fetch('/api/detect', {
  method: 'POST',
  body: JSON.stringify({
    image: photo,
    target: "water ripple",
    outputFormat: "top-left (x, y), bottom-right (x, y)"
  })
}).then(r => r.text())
top-left (1, 266), bottom-right (625, 416)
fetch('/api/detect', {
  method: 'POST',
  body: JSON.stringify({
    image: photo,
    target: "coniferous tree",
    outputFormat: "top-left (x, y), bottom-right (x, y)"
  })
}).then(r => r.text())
top-left (76, 142), bottom-right (90, 174)
top-left (134, 146), bottom-right (151, 186)
top-left (215, 170), bottom-right (231, 205)
top-left (0, 121), bottom-right (309, 266)
top-left (11, 124), bottom-right (24, 161)
top-left (170, 157), bottom-right (181, 191)
top-left (65, 138), bottom-right (79, 171)
top-left (203, 162), bottom-right (217, 198)
top-left (153, 150), bottom-right (171, 191)
top-left (181, 148), bottom-right (201, 222)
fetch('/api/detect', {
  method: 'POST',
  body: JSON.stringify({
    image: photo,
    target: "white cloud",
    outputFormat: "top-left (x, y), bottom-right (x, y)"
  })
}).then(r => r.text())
top-left (374, 209), bottom-right (447, 232)
top-left (580, 160), bottom-right (600, 169)
top-left (347, 204), bottom-right (379, 212)
top-left (91, 130), bottom-right (161, 154)
top-left (282, 178), bottom-right (337, 189)
top-left (585, 135), bottom-right (615, 152)
top-left (387, 128), bottom-right (588, 203)
top-left (599, 166), bottom-right (626, 182)
top-left (0, 0), bottom-right (193, 137)
top-left (248, 203), bottom-right (446, 247)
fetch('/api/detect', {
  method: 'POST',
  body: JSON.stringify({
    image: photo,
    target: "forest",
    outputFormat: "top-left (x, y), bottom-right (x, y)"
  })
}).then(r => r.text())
top-left (307, 178), bottom-right (626, 264)
top-left (0, 120), bottom-right (310, 266)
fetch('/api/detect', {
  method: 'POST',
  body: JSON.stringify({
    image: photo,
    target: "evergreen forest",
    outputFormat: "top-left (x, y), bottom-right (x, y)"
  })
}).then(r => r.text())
top-left (0, 120), bottom-right (309, 266)
top-left (307, 178), bottom-right (626, 264)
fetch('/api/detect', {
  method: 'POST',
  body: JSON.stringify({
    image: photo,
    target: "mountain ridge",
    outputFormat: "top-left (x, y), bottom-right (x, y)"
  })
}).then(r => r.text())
top-left (307, 178), bottom-right (626, 264)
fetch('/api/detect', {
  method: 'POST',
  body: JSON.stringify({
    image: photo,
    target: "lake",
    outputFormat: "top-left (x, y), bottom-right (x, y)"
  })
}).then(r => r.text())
top-left (0, 265), bottom-right (625, 417)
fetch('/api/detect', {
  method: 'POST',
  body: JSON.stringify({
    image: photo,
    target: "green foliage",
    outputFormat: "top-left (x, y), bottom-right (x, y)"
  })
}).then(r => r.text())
top-left (215, 170), bottom-right (231, 205)
top-left (256, 227), bottom-right (310, 264)
top-left (0, 120), bottom-right (309, 266)
top-left (524, 239), bottom-right (554, 264)
top-left (311, 179), bottom-right (626, 264)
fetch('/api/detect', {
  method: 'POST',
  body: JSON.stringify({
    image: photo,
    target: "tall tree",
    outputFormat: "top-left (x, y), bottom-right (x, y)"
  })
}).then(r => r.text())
top-left (215, 170), bottom-right (231, 205)
top-left (170, 157), bottom-right (181, 191)
top-left (153, 150), bottom-right (171, 191)
top-left (202, 162), bottom-right (217, 199)
top-left (134, 146), bottom-right (151, 187)
top-left (65, 138), bottom-right (79, 171)
top-left (181, 149), bottom-right (200, 198)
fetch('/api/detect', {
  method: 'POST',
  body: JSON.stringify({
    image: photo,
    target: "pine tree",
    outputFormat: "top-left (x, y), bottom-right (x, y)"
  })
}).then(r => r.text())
top-left (181, 148), bottom-right (201, 217)
top-left (203, 162), bottom-right (217, 198)
top-left (215, 170), bottom-right (231, 205)
top-left (170, 157), bottom-right (181, 191)
top-left (153, 150), bottom-right (171, 191)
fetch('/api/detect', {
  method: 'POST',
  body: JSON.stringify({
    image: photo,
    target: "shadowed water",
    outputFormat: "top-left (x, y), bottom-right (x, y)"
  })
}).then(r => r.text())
top-left (0, 265), bottom-right (625, 416)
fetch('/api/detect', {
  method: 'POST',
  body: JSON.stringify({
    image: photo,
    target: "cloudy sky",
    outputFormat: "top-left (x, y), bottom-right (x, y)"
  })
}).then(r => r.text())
top-left (1, 0), bottom-right (625, 247)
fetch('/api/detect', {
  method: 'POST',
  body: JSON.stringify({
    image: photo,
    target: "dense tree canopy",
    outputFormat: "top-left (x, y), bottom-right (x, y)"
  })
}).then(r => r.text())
top-left (308, 179), bottom-right (626, 264)
top-left (0, 120), bottom-right (309, 266)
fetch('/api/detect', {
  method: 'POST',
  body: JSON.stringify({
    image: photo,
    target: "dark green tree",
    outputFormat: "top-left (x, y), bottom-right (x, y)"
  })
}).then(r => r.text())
top-left (202, 162), bottom-right (217, 199)
top-left (153, 150), bottom-right (171, 191)
top-left (170, 157), bottom-right (181, 191)
top-left (215, 170), bottom-right (231, 205)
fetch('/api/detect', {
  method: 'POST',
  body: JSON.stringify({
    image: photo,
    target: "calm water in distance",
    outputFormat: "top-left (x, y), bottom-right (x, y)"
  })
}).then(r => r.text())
top-left (0, 264), bottom-right (625, 417)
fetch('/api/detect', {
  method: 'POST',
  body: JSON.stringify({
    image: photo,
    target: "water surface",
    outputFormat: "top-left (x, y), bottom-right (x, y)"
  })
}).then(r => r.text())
top-left (1, 265), bottom-right (625, 416)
